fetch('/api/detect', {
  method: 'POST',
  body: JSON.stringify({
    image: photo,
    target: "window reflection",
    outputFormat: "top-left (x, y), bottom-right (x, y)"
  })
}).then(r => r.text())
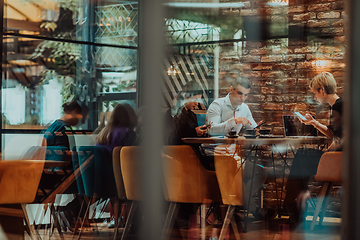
top-left (1, 0), bottom-right (346, 239)
top-left (3, 0), bottom-right (139, 130)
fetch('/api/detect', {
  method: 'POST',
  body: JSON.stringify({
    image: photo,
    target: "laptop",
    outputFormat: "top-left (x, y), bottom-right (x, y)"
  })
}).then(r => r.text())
top-left (283, 115), bottom-right (318, 137)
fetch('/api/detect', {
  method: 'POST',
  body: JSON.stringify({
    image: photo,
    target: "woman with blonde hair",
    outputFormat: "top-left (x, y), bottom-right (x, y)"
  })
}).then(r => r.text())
top-left (284, 72), bottom-right (343, 229)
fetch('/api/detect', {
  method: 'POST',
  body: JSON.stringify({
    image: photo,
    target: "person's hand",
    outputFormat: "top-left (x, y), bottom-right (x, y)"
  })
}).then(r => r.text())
top-left (234, 117), bottom-right (251, 125)
top-left (299, 113), bottom-right (318, 127)
top-left (196, 126), bottom-right (207, 136)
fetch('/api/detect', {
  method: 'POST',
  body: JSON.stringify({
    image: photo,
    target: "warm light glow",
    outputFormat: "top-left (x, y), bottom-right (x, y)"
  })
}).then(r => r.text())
top-left (269, 0), bottom-right (288, 3)
top-left (8, 60), bottom-right (37, 66)
top-left (267, 0), bottom-right (288, 6)
top-left (312, 60), bottom-right (331, 69)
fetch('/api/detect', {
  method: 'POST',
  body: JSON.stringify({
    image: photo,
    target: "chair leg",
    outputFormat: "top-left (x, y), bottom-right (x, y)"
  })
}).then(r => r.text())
top-left (31, 204), bottom-right (45, 237)
top-left (21, 204), bottom-right (35, 240)
top-left (319, 183), bottom-right (333, 226)
top-left (219, 206), bottom-right (235, 240)
top-left (50, 204), bottom-right (65, 240)
top-left (230, 214), bottom-right (241, 240)
top-left (72, 195), bottom-right (86, 235)
top-left (161, 202), bottom-right (180, 240)
top-left (113, 201), bottom-right (123, 240)
top-left (201, 204), bottom-right (206, 240)
top-left (121, 202), bottom-right (138, 240)
top-left (310, 182), bottom-right (330, 230)
top-left (76, 196), bottom-right (93, 240)
top-left (89, 199), bottom-right (100, 234)
top-left (28, 203), bottom-right (45, 239)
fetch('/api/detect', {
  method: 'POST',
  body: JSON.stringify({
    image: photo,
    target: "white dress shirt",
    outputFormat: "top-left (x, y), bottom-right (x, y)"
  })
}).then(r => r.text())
top-left (206, 93), bottom-right (256, 135)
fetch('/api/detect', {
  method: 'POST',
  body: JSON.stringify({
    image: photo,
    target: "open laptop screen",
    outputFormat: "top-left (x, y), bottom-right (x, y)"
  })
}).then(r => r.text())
top-left (283, 115), bottom-right (318, 137)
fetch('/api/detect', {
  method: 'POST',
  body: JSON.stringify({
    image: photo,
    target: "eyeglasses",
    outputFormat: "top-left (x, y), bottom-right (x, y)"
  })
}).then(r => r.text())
top-left (236, 90), bottom-right (249, 97)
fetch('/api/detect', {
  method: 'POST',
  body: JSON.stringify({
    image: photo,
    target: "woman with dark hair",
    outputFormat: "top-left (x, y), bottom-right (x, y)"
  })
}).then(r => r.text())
top-left (172, 94), bottom-right (206, 144)
top-left (96, 103), bottom-right (137, 153)
top-left (96, 103), bottom-right (137, 228)
top-left (43, 100), bottom-right (84, 149)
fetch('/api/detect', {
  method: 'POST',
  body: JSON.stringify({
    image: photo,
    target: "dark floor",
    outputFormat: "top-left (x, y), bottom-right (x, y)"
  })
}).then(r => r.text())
top-left (13, 214), bottom-right (341, 240)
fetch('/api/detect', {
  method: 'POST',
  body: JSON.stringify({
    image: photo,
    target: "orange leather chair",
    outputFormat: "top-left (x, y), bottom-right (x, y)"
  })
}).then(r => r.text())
top-left (162, 145), bottom-right (221, 240)
top-left (113, 146), bottom-right (127, 202)
top-left (0, 160), bottom-right (45, 239)
top-left (214, 145), bottom-right (244, 240)
top-left (118, 146), bottom-right (142, 240)
top-left (310, 151), bottom-right (342, 230)
top-left (112, 146), bottom-right (129, 240)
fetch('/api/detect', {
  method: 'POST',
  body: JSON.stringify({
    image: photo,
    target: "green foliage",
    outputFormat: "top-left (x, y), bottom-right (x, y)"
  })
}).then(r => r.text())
top-left (31, 38), bottom-right (80, 76)
top-left (112, 81), bottom-right (135, 92)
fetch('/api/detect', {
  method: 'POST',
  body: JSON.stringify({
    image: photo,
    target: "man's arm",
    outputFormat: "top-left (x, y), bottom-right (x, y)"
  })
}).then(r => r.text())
top-left (243, 105), bottom-right (257, 129)
top-left (206, 102), bottom-right (236, 135)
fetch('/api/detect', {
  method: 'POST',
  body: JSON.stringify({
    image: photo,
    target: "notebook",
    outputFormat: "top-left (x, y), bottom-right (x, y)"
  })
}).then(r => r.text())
top-left (283, 115), bottom-right (318, 137)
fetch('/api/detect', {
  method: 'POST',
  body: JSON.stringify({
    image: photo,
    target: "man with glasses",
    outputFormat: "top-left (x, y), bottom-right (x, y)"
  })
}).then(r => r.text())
top-left (205, 77), bottom-right (271, 220)
top-left (206, 76), bottom-right (257, 136)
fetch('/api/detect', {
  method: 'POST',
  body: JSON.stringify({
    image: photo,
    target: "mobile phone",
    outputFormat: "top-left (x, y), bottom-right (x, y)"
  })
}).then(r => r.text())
top-left (255, 121), bottom-right (266, 129)
top-left (201, 123), bottom-right (211, 130)
top-left (294, 112), bottom-right (307, 121)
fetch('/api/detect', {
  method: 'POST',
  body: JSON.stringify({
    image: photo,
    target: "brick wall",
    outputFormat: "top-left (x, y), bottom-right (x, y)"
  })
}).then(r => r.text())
top-left (218, 0), bottom-right (345, 212)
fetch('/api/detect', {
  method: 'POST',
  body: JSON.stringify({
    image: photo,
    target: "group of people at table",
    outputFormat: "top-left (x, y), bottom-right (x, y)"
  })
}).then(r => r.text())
top-left (41, 71), bottom-right (343, 230)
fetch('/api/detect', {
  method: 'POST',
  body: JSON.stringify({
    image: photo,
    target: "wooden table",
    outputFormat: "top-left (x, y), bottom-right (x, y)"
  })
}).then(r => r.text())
top-left (182, 136), bottom-right (331, 145)
top-left (182, 136), bottom-right (331, 216)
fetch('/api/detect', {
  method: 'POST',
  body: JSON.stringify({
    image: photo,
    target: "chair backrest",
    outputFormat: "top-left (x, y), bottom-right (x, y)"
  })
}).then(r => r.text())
top-left (113, 146), bottom-right (127, 200)
top-left (162, 145), bottom-right (220, 203)
top-left (0, 160), bottom-right (45, 204)
top-left (23, 146), bottom-right (69, 161)
top-left (71, 146), bottom-right (84, 195)
top-left (120, 146), bottom-right (142, 201)
top-left (315, 151), bottom-right (342, 182)
top-left (78, 146), bottom-right (117, 198)
top-left (214, 145), bottom-right (244, 206)
top-left (22, 146), bottom-right (47, 160)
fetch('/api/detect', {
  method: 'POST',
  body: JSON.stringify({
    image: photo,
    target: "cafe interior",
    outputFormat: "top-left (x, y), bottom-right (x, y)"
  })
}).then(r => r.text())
top-left (1, 0), bottom-right (360, 239)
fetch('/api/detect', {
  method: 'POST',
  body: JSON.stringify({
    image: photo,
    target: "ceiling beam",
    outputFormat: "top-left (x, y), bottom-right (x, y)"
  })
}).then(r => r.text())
top-left (4, 19), bottom-right (40, 32)
top-left (4, 3), bottom-right (30, 21)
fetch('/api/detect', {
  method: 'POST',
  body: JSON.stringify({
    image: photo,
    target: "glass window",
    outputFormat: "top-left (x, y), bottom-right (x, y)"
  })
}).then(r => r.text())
top-left (3, 1), bottom-right (139, 131)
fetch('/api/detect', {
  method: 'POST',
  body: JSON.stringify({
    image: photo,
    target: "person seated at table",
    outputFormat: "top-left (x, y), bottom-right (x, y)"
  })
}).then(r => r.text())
top-left (283, 72), bottom-right (343, 228)
top-left (43, 100), bottom-right (88, 149)
top-left (171, 92), bottom-right (207, 144)
top-left (168, 86), bottom-right (227, 228)
top-left (41, 100), bottom-right (89, 231)
top-left (96, 103), bottom-right (137, 228)
top-left (169, 85), bottom-right (216, 171)
top-left (96, 103), bottom-right (137, 153)
top-left (206, 76), bottom-right (258, 136)
top-left (205, 76), bottom-right (269, 219)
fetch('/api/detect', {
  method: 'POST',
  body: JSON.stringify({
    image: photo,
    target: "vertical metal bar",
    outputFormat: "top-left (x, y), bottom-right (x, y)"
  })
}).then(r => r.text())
top-left (81, 0), bottom-right (96, 130)
top-left (0, 0), bottom-right (4, 155)
top-left (343, 0), bottom-right (360, 239)
top-left (138, 0), bottom-right (165, 240)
